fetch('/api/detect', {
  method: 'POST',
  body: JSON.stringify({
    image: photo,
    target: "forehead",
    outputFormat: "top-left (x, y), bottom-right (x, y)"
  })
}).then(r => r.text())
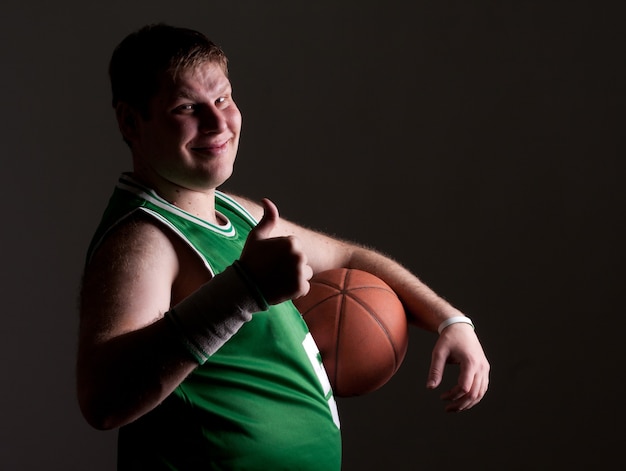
top-left (158, 61), bottom-right (231, 99)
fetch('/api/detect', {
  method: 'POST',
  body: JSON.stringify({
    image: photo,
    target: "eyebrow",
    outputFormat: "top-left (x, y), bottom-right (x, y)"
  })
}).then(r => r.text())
top-left (174, 82), bottom-right (232, 101)
top-left (175, 89), bottom-right (197, 100)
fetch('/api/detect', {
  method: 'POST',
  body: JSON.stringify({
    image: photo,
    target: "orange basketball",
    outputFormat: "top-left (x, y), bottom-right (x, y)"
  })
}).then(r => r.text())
top-left (293, 268), bottom-right (409, 397)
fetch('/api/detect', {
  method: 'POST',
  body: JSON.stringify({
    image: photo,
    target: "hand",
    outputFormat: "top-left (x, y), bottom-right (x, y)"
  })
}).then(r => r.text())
top-left (239, 198), bottom-right (313, 305)
top-left (426, 323), bottom-right (490, 412)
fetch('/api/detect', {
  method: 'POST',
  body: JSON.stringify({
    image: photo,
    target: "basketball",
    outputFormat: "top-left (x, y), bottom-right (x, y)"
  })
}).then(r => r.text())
top-left (293, 268), bottom-right (409, 397)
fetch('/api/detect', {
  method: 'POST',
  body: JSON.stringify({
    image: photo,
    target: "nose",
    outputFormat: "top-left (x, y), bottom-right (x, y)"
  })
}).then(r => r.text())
top-left (198, 105), bottom-right (227, 134)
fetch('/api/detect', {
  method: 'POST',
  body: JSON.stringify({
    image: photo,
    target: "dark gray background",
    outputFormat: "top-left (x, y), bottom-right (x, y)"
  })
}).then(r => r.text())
top-left (1, 1), bottom-right (624, 469)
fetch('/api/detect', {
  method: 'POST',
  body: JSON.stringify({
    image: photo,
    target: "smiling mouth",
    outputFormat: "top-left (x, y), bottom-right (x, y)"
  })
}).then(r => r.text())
top-left (191, 140), bottom-right (229, 153)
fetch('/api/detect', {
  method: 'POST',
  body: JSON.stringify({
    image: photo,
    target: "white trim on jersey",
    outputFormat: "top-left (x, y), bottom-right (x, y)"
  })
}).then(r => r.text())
top-left (117, 174), bottom-right (237, 237)
top-left (215, 191), bottom-right (259, 227)
top-left (137, 208), bottom-right (216, 277)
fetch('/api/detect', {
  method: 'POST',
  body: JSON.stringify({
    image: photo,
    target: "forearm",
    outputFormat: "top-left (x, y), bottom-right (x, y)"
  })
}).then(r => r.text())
top-left (77, 318), bottom-right (196, 430)
top-left (284, 221), bottom-right (465, 331)
top-left (345, 246), bottom-right (464, 331)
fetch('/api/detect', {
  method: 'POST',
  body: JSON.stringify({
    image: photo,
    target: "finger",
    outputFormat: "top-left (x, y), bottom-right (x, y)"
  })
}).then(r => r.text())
top-left (451, 363), bottom-right (474, 400)
top-left (296, 264), bottom-right (314, 298)
top-left (465, 375), bottom-right (486, 410)
top-left (442, 372), bottom-right (484, 412)
top-left (441, 386), bottom-right (469, 412)
top-left (250, 198), bottom-right (279, 240)
top-left (426, 350), bottom-right (446, 389)
top-left (439, 365), bottom-right (473, 403)
top-left (303, 263), bottom-right (313, 282)
top-left (445, 387), bottom-right (472, 412)
top-left (467, 370), bottom-right (488, 410)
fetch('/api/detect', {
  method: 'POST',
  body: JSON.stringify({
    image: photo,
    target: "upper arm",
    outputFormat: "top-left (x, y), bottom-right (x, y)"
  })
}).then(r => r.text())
top-left (79, 216), bottom-right (179, 349)
top-left (76, 215), bottom-right (210, 429)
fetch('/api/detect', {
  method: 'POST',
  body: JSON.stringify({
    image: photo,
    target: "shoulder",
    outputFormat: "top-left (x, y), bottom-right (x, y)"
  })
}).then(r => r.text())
top-left (221, 191), bottom-right (264, 221)
top-left (89, 212), bottom-right (179, 271)
top-left (84, 213), bottom-right (180, 298)
top-left (222, 191), bottom-right (321, 240)
top-left (79, 213), bottom-right (183, 342)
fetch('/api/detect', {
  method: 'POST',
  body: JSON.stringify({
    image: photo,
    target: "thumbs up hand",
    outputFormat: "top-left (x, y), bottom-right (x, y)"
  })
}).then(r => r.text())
top-left (239, 198), bottom-right (313, 305)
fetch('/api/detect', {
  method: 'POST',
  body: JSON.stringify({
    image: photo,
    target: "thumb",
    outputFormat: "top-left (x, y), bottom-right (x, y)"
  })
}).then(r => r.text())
top-left (250, 198), bottom-right (279, 240)
top-left (426, 353), bottom-right (445, 390)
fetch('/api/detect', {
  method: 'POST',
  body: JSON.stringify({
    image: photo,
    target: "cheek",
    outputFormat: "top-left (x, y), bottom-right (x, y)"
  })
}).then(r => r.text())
top-left (228, 108), bottom-right (243, 134)
top-left (160, 119), bottom-right (196, 145)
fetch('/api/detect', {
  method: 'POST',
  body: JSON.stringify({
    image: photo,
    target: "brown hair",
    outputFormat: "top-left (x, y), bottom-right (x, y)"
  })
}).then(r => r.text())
top-left (109, 24), bottom-right (228, 117)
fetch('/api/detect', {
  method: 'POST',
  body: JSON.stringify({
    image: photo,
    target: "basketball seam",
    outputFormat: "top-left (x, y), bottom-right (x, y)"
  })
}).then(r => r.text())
top-left (335, 290), bottom-right (346, 394)
top-left (299, 294), bottom-right (340, 316)
top-left (301, 268), bottom-right (407, 396)
top-left (344, 291), bottom-right (401, 373)
top-left (328, 269), bottom-right (402, 376)
top-left (333, 267), bottom-right (350, 395)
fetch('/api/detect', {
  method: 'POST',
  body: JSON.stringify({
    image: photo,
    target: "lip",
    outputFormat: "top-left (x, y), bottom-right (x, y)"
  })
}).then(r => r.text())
top-left (190, 138), bottom-right (230, 154)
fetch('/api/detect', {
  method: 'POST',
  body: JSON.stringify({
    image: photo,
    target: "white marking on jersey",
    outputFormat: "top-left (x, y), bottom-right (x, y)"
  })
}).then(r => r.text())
top-left (302, 333), bottom-right (340, 428)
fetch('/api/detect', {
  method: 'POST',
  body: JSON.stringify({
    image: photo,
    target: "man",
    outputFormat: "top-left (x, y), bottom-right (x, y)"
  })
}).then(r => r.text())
top-left (77, 24), bottom-right (489, 470)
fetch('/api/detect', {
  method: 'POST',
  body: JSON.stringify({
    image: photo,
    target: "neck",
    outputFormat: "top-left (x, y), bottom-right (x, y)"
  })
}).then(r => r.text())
top-left (131, 171), bottom-right (220, 224)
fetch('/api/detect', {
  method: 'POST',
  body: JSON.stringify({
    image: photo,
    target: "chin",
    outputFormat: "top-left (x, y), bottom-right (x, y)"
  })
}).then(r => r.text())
top-left (195, 165), bottom-right (235, 190)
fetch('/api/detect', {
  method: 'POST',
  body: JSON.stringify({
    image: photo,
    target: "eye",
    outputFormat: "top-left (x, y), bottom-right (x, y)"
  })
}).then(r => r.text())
top-left (174, 104), bottom-right (196, 113)
top-left (215, 97), bottom-right (226, 106)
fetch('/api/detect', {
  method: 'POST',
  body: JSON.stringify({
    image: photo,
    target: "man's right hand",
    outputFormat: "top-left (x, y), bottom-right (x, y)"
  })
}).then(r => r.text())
top-left (238, 198), bottom-right (313, 305)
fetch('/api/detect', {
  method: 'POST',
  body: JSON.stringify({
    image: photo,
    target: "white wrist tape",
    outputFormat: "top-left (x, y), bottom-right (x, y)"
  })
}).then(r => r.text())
top-left (165, 263), bottom-right (268, 365)
top-left (437, 316), bottom-right (475, 334)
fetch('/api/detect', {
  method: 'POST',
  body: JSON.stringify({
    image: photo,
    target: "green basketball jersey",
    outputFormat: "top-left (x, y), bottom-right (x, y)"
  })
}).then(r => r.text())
top-left (87, 174), bottom-right (341, 470)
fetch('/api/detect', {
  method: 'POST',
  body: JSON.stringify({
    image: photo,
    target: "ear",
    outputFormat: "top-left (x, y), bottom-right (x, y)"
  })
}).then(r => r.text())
top-left (115, 102), bottom-right (140, 144)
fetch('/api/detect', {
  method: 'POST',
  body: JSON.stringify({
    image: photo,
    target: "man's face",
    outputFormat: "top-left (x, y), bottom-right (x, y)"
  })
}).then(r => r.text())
top-left (130, 61), bottom-right (242, 194)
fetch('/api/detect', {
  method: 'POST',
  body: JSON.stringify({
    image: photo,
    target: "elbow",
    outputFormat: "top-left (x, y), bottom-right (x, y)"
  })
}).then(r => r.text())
top-left (76, 371), bottom-right (166, 431)
top-left (76, 350), bottom-right (139, 430)
top-left (77, 371), bottom-right (135, 430)
top-left (84, 414), bottom-right (118, 432)
top-left (76, 365), bottom-right (118, 430)
top-left (78, 388), bottom-right (124, 431)
top-left (78, 388), bottom-right (164, 431)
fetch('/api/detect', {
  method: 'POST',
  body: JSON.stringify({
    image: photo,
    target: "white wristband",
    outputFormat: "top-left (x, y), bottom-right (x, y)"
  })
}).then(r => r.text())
top-left (166, 264), bottom-right (266, 365)
top-left (437, 316), bottom-right (475, 334)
